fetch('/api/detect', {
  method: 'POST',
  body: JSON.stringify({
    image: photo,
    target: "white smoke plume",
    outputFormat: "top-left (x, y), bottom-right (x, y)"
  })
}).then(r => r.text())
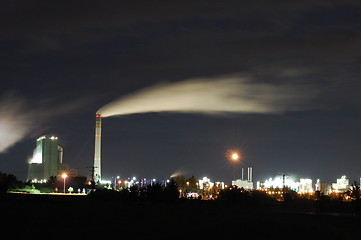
top-left (0, 93), bottom-right (92, 154)
top-left (0, 94), bottom-right (36, 153)
top-left (98, 75), bottom-right (317, 117)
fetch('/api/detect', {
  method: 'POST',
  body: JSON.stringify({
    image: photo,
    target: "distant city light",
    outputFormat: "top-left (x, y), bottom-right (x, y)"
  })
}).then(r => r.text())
top-left (36, 135), bottom-right (58, 141)
top-left (61, 173), bottom-right (68, 193)
top-left (31, 179), bottom-right (47, 183)
top-left (99, 180), bottom-right (112, 185)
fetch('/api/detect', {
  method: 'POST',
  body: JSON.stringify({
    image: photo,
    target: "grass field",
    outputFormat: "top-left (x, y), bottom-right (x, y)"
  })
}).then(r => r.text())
top-left (1, 193), bottom-right (360, 239)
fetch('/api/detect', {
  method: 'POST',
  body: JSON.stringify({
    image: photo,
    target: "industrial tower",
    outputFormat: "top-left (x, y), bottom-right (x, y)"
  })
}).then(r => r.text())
top-left (93, 114), bottom-right (102, 182)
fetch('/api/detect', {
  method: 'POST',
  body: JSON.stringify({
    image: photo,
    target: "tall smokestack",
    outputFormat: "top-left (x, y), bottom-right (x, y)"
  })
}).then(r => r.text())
top-left (93, 114), bottom-right (102, 182)
top-left (247, 167), bottom-right (252, 182)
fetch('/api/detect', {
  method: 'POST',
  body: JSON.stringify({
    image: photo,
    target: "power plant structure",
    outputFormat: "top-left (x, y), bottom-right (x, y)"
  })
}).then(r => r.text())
top-left (93, 113), bottom-right (102, 182)
top-left (27, 135), bottom-right (64, 182)
top-left (232, 167), bottom-right (254, 190)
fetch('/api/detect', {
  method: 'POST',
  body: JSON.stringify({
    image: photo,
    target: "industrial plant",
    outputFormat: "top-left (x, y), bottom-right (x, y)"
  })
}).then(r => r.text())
top-left (256, 175), bottom-right (353, 195)
top-left (27, 135), bottom-right (64, 182)
top-left (232, 167), bottom-right (254, 190)
top-left (23, 127), bottom-right (356, 198)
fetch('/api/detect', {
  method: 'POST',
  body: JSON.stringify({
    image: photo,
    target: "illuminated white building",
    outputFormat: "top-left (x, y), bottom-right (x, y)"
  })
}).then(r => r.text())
top-left (199, 177), bottom-right (213, 190)
top-left (298, 179), bottom-right (313, 193)
top-left (332, 175), bottom-right (350, 192)
top-left (315, 179), bottom-right (327, 194)
top-left (27, 135), bottom-right (64, 182)
top-left (259, 175), bottom-right (298, 191)
top-left (198, 177), bottom-right (224, 190)
top-left (257, 175), bottom-right (313, 193)
top-left (232, 167), bottom-right (253, 190)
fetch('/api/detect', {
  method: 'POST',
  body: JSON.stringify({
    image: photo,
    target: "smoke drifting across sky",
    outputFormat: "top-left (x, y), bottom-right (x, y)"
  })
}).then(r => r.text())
top-left (97, 75), bottom-right (318, 118)
top-left (97, 76), bottom-right (316, 117)
top-left (0, 93), bottom-right (92, 154)
top-left (0, 94), bottom-right (35, 153)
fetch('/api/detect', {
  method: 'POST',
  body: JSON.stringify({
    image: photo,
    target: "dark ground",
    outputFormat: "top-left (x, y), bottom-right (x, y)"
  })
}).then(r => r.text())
top-left (1, 193), bottom-right (360, 239)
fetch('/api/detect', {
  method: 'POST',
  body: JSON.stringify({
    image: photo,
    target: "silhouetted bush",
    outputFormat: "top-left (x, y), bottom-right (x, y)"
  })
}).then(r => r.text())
top-left (143, 183), bottom-right (164, 202)
top-left (218, 187), bottom-right (250, 204)
top-left (0, 172), bottom-right (23, 194)
top-left (89, 180), bottom-right (179, 203)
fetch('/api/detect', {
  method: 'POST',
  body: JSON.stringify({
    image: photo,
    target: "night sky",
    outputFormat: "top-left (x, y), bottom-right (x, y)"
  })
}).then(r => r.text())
top-left (1, 1), bottom-right (361, 184)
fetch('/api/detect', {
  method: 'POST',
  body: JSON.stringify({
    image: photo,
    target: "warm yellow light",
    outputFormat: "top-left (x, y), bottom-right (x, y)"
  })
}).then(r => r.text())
top-left (61, 173), bottom-right (68, 179)
top-left (226, 148), bottom-right (243, 163)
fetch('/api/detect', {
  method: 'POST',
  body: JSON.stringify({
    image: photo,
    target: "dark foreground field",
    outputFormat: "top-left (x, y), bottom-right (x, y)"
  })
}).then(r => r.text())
top-left (1, 193), bottom-right (360, 239)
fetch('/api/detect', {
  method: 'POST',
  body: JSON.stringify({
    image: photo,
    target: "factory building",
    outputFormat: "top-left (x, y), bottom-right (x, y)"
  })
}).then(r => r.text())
top-left (198, 177), bottom-right (225, 190)
top-left (232, 167), bottom-right (254, 190)
top-left (315, 179), bottom-right (327, 194)
top-left (27, 135), bottom-right (64, 182)
top-left (298, 178), bottom-right (313, 193)
top-left (332, 175), bottom-right (350, 192)
top-left (257, 175), bottom-right (313, 193)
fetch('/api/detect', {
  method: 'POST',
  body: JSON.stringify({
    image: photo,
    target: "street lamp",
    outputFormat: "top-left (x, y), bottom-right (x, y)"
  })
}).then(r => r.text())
top-left (62, 173), bottom-right (68, 193)
top-left (231, 153), bottom-right (239, 182)
top-left (231, 153), bottom-right (239, 161)
top-left (226, 149), bottom-right (242, 182)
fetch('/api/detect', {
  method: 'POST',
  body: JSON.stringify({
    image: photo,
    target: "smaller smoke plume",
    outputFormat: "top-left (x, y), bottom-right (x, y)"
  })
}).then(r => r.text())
top-left (0, 92), bottom-right (93, 154)
top-left (98, 75), bottom-right (317, 117)
top-left (0, 94), bottom-right (35, 153)
top-left (170, 169), bottom-right (189, 178)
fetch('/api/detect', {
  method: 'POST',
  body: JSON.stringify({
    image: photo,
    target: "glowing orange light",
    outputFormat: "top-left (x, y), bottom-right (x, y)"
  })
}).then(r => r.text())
top-left (231, 153), bottom-right (239, 161)
top-left (226, 148), bottom-right (243, 162)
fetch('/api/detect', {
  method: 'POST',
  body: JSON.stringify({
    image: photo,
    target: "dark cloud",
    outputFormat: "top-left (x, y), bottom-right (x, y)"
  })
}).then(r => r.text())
top-left (0, 1), bottom-right (360, 181)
